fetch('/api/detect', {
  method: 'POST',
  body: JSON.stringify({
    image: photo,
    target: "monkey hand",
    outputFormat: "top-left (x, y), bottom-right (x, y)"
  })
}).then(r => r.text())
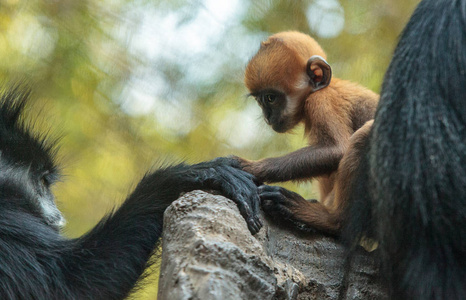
top-left (230, 155), bottom-right (268, 184)
top-left (189, 157), bottom-right (263, 234)
top-left (259, 185), bottom-right (319, 233)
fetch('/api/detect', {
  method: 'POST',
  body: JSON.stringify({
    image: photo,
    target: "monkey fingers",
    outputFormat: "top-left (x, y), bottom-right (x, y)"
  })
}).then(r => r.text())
top-left (259, 185), bottom-right (338, 235)
top-left (259, 185), bottom-right (308, 222)
top-left (192, 157), bottom-right (263, 234)
top-left (228, 155), bottom-right (266, 185)
top-left (218, 166), bottom-right (263, 234)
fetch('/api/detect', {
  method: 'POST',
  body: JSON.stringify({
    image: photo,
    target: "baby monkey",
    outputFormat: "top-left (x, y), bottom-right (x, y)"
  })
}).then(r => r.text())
top-left (236, 31), bottom-right (378, 235)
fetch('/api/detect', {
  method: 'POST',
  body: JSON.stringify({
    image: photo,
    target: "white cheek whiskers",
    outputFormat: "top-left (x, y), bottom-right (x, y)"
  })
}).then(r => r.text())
top-left (294, 73), bottom-right (309, 91)
top-left (284, 74), bottom-right (310, 117)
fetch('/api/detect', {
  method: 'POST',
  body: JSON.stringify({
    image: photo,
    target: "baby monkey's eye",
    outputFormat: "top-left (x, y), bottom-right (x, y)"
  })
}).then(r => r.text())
top-left (265, 94), bottom-right (276, 103)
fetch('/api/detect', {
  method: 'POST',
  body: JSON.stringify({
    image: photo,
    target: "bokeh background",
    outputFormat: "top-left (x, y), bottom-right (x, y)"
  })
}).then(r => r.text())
top-left (0, 0), bottom-right (420, 298)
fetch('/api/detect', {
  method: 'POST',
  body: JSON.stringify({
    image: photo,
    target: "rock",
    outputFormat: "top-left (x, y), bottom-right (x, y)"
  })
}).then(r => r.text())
top-left (157, 191), bottom-right (387, 300)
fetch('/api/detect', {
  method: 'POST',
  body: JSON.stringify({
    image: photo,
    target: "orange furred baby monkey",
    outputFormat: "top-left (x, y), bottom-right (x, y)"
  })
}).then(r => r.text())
top-left (236, 31), bottom-right (378, 235)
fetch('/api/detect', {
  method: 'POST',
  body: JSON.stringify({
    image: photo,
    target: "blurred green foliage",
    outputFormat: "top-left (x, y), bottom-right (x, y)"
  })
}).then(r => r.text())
top-left (0, 0), bottom-right (420, 298)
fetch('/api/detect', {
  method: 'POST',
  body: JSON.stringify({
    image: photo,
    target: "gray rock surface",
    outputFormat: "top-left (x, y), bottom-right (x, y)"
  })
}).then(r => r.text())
top-left (157, 191), bottom-right (387, 300)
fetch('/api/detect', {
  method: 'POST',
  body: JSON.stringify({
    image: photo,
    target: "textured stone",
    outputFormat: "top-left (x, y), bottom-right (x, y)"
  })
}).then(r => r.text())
top-left (157, 191), bottom-right (387, 300)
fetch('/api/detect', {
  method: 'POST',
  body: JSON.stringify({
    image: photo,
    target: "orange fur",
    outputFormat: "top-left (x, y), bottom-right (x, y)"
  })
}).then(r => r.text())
top-left (245, 31), bottom-right (325, 95)
top-left (285, 121), bottom-right (374, 235)
top-left (239, 31), bottom-right (378, 233)
top-left (305, 78), bottom-right (378, 199)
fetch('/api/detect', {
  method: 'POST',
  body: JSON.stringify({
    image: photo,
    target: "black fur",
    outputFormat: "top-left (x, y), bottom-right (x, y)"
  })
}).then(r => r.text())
top-left (347, 0), bottom-right (466, 299)
top-left (0, 87), bottom-right (262, 299)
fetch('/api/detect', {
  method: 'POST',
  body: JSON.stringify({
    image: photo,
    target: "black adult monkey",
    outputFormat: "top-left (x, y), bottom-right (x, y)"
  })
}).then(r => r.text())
top-left (0, 87), bottom-right (262, 299)
top-left (258, 0), bottom-right (466, 299)
top-left (366, 0), bottom-right (466, 298)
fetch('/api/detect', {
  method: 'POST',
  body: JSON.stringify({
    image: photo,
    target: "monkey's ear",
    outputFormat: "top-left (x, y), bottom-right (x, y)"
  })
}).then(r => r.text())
top-left (306, 55), bottom-right (332, 92)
